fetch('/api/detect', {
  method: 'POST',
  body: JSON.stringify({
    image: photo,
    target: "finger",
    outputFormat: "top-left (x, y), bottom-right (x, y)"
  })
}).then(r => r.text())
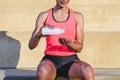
top-left (62, 38), bottom-right (68, 45)
top-left (59, 38), bottom-right (66, 45)
top-left (65, 38), bottom-right (71, 43)
top-left (46, 24), bottom-right (55, 29)
top-left (58, 38), bottom-right (63, 44)
top-left (59, 38), bottom-right (64, 45)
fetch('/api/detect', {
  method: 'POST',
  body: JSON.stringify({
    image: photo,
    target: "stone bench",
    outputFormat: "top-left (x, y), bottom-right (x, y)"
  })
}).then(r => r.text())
top-left (0, 68), bottom-right (120, 80)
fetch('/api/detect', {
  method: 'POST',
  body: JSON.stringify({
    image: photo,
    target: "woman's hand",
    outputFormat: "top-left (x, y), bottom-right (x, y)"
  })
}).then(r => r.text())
top-left (58, 37), bottom-right (71, 46)
top-left (44, 24), bottom-right (55, 29)
top-left (58, 37), bottom-right (83, 52)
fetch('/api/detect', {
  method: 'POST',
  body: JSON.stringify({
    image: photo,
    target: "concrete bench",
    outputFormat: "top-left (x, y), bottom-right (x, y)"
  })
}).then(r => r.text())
top-left (0, 68), bottom-right (120, 80)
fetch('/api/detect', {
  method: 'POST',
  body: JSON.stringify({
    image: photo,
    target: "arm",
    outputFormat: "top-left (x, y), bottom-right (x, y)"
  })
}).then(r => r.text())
top-left (59, 12), bottom-right (84, 52)
top-left (28, 12), bottom-right (48, 50)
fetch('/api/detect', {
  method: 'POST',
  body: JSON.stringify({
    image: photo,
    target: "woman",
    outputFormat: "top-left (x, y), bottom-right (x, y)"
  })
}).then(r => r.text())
top-left (29, 0), bottom-right (95, 80)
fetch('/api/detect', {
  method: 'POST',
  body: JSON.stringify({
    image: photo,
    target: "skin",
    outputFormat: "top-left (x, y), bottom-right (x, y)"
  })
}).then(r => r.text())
top-left (29, 0), bottom-right (95, 80)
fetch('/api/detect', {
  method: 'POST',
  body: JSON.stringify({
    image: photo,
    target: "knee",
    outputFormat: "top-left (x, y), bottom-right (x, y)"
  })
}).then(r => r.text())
top-left (81, 64), bottom-right (94, 75)
top-left (37, 65), bottom-right (50, 78)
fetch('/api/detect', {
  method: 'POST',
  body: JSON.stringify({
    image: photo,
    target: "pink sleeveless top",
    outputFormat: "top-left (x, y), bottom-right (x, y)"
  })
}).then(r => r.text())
top-left (44, 8), bottom-right (77, 56)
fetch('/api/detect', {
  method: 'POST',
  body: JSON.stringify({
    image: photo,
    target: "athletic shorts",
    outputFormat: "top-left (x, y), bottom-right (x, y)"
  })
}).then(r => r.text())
top-left (41, 54), bottom-right (80, 78)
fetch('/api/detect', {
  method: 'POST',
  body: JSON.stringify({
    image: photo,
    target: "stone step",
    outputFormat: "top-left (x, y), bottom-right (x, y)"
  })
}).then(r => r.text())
top-left (0, 68), bottom-right (120, 80)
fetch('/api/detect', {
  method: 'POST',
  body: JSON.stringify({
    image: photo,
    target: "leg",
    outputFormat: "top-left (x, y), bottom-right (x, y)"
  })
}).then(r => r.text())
top-left (68, 60), bottom-right (95, 80)
top-left (37, 60), bottom-right (56, 80)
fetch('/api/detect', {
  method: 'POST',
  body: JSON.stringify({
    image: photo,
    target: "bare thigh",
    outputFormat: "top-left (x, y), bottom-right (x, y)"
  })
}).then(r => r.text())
top-left (37, 60), bottom-right (56, 80)
top-left (68, 60), bottom-right (95, 80)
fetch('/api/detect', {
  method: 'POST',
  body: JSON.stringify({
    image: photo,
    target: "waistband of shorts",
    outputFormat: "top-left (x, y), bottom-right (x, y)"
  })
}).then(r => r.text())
top-left (44, 54), bottom-right (78, 58)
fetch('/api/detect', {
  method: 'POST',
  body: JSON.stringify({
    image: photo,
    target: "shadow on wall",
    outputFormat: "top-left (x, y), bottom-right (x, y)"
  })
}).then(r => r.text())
top-left (0, 31), bottom-right (21, 68)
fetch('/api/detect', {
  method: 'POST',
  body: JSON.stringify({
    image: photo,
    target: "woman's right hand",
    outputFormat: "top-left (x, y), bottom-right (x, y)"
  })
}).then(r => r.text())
top-left (44, 24), bottom-right (55, 29)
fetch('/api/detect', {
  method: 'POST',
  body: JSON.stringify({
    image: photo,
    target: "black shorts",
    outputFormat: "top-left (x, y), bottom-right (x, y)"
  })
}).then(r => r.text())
top-left (41, 54), bottom-right (80, 78)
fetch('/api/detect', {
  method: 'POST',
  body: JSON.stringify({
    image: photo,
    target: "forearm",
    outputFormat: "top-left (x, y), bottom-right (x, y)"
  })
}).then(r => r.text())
top-left (29, 33), bottom-right (42, 50)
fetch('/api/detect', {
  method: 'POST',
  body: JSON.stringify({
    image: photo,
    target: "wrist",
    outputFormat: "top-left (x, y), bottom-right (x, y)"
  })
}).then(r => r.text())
top-left (67, 42), bottom-right (82, 52)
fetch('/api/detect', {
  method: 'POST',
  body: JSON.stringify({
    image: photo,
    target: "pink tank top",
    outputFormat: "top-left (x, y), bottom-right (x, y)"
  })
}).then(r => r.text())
top-left (44, 8), bottom-right (77, 56)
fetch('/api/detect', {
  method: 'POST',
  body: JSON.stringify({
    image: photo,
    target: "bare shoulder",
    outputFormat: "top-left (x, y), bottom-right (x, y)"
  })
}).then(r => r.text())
top-left (73, 11), bottom-right (84, 22)
top-left (73, 11), bottom-right (84, 30)
top-left (37, 10), bottom-right (49, 22)
top-left (35, 10), bottom-right (49, 29)
top-left (37, 11), bottom-right (48, 23)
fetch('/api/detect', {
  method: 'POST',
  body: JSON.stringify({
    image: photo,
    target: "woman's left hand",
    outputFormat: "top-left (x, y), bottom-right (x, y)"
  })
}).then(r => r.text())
top-left (58, 37), bottom-right (72, 46)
